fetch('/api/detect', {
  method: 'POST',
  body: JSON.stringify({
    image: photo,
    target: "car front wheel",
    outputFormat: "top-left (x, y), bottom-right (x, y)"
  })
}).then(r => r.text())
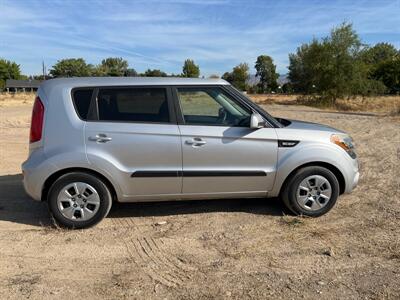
top-left (281, 166), bottom-right (340, 217)
top-left (47, 172), bottom-right (112, 229)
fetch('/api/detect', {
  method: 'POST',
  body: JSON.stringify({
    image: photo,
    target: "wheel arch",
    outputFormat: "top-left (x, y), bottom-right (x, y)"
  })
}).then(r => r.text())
top-left (41, 167), bottom-right (118, 202)
top-left (279, 161), bottom-right (346, 196)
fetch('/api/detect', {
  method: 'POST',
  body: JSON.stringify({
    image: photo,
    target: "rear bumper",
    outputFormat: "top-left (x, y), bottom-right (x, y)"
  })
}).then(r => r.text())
top-left (22, 165), bottom-right (42, 201)
top-left (21, 148), bottom-right (57, 201)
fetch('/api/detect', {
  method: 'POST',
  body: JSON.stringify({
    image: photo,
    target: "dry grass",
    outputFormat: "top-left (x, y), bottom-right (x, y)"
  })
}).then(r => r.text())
top-left (248, 94), bottom-right (400, 115)
top-left (279, 215), bottom-right (306, 227)
top-left (0, 92), bottom-right (35, 107)
top-left (248, 93), bottom-right (299, 104)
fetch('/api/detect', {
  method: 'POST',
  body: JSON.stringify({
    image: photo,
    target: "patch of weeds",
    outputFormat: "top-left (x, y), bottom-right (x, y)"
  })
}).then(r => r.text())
top-left (295, 95), bottom-right (337, 108)
top-left (322, 248), bottom-right (335, 257)
top-left (387, 243), bottom-right (400, 260)
top-left (309, 229), bottom-right (328, 238)
top-left (8, 273), bottom-right (41, 297)
top-left (9, 274), bottom-right (41, 286)
top-left (39, 219), bottom-right (70, 235)
top-left (280, 215), bottom-right (306, 227)
top-left (39, 222), bottom-right (58, 234)
top-left (389, 104), bottom-right (400, 116)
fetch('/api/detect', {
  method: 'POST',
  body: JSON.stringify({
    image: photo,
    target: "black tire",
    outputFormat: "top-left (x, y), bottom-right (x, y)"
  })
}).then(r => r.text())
top-left (47, 172), bottom-right (112, 229)
top-left (281, 166), bottom-right (339, 217)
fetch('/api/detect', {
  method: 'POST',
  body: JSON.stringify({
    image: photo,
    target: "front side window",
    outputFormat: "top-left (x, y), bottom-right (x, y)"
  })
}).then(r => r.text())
top-left (177, 87), bottom-right (251, 126)
top-left (97, 88), bottom-right (169, 123)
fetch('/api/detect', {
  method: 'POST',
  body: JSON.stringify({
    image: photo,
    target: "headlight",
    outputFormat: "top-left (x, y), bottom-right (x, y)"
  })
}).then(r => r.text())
top-left (330, 134), bottom-right (356, 159)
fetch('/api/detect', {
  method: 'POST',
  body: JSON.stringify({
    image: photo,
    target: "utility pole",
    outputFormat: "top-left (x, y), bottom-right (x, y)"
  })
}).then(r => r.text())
top-left (42, 61), bottom-right (46, 79)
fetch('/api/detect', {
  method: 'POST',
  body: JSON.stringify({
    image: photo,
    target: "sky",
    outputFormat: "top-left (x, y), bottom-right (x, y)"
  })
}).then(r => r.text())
top-left (0, 0), bottom-right (399, 76)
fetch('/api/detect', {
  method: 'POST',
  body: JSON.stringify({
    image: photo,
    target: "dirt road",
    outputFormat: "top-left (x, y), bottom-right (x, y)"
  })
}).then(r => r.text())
top-left (0, 102), bottom-right (399, 299)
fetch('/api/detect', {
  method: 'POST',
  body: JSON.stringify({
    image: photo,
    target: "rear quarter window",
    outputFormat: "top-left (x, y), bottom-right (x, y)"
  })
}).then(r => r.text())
top-left (72, 89), bottom-right (94, 120)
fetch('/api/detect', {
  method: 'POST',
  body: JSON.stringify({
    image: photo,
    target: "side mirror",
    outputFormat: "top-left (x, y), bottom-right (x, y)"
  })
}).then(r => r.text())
top-left (250, 112), bottom-right (265, 129)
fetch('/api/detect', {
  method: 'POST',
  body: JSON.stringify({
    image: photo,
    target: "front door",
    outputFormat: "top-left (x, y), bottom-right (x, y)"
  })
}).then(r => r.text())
top-left (174, 86), bottom-right (278, 198)
top-left (85, 86), bottom-right (182, 199)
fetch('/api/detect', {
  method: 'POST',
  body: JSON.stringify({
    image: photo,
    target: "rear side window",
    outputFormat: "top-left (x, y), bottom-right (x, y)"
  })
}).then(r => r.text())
top-left (97, 88), bottom-right (169, 123)
top-left (72, 88), bottom-right (94, 120)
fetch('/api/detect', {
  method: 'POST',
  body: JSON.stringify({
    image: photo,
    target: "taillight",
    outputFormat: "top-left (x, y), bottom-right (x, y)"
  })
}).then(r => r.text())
top-left (30, 96), bottom-right (45, 143)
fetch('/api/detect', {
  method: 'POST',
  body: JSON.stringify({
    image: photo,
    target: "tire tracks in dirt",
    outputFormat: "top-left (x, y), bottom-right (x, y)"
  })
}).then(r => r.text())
top-left (110, 217), bottom-right (197, 288)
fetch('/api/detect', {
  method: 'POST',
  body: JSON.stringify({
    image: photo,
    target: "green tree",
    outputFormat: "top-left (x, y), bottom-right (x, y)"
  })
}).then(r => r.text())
top-left (96, 57), bottom-right (129, 76)
top-left (360, 43), bottom-right (398, 66)
top-left (222, 63), bottom-right (249, 91)
top-left (125, 68), bottom-right (138, 77)
top-left (182, 59), bottom-right (200, 78)
top-left (222, 71), bottom-right (233, 82)
top-left (288, 23), bottom-right (385, 102)
top-left (254, 55), bottom-right (279, 93)
top-left (246, 85), bottom-right (258, 94)
top-left (359, 43), bottom-right (399, 92)
top-left (89, 66), bottom-right (103, 76)
top-left (373, 57), bottom-right (400, 94)
top-left (32, 75), bottom-right (48, 80)
top-left (281, 82), bottom-right (293, 94)
top-left (50, 58), bottom-right (93, 77)
top-left (142, 69), bottom-right (168, 77)
top-left (0, 59), bottom-right (22, 89)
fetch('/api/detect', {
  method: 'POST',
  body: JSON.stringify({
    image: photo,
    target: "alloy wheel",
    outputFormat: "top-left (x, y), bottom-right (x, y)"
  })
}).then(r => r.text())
top-left (56, 182), bottom-right (100, 221)
top-left (296, 175), bottom-right (332, 211)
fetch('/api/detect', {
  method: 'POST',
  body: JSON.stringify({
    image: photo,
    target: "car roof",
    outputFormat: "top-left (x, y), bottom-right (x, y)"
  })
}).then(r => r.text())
top-left (40, 77), bottom-right (229, 90)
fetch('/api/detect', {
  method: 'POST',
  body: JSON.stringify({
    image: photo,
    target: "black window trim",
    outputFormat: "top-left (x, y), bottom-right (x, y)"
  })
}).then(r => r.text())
top-left (171, 85), bottom-right (272, 128)
top-left (131, 170), bottom-right (267, 177)
top-left (224, 85), bottom-right (282, 128)
top-left (71, 87), bottom-right (96, 121)
top-left (70, 84), bottom-right (279, 128)
top-left (88, 87), bottom-right (99, 120)
top-left (71, 85), bottom-right (177, 125)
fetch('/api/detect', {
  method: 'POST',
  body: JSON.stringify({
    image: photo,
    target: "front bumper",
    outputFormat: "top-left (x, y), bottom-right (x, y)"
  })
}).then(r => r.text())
top-left (351, 171), bottom-right (360, 190)
top-left (344, 157), bottom-right (359, 193)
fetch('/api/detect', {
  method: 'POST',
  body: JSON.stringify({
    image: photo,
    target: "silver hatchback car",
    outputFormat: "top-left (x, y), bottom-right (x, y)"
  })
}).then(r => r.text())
top-left (22, 77), bottom-right (359, 228)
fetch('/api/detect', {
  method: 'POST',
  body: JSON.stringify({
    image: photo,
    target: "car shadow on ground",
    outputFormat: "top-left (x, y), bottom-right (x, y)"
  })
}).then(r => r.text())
top-left (108, 198), bottom-right (285, 219)
top-left (0, 174), bottom-right (286, 228)
top-left (0, 174), bottom-right (51, 227)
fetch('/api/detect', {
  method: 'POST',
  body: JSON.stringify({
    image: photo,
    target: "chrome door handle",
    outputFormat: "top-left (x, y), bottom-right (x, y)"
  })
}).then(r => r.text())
top-left (185, 138), bottom-right (206, 147)
top-left (89, 134), bottom-right (112, 143)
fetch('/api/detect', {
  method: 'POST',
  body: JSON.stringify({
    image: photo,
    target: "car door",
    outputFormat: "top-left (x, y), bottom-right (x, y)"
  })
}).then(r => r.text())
top-left (85, 86), bottom-right (182, 200)
top-left (174, 86), bottom-right (278, 198)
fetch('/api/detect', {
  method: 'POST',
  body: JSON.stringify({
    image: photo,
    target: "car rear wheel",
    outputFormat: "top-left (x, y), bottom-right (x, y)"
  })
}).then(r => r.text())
top-left (281, 166), bottom-right (339, 217)
top-left (47, 172), bottom-right (112, 229)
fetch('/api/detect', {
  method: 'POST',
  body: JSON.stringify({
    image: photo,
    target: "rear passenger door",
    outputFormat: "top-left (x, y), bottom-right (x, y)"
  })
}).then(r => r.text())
top-left (83, 86), bottom-right (182, 200)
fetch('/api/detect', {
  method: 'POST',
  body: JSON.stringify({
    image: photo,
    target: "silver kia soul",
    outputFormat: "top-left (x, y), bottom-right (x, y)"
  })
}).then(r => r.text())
top-left (22, 77), bottom-right (359, 228)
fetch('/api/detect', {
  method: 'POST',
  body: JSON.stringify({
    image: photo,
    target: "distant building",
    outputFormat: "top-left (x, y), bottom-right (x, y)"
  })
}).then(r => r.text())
top-left (5, 79), bottom-right (42, 92)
